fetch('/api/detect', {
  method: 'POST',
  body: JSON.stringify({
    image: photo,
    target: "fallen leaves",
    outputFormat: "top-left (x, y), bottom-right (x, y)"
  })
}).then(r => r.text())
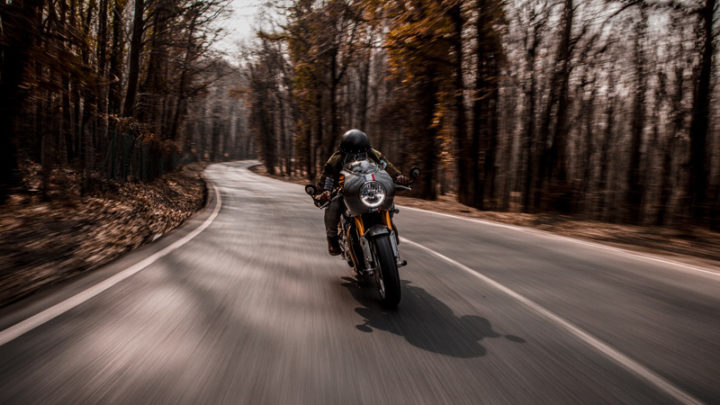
top-left (0, 163), bottom-right (206, 308)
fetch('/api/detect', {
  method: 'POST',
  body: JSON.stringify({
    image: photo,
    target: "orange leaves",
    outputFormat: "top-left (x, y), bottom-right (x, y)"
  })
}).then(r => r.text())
top-left (381, 0), bottom-right (457, 84)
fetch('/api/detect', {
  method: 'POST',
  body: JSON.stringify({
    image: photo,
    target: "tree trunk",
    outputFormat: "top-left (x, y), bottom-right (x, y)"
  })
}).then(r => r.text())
top-left (97, 0), bottom-right (108, 77)
top-left (483, 47), bottom-right (501, 210)
top-left (0, 0), bottom-right (43, 201)
top-left (688, 0), bottom-right (716, 221)
top-left (472, 0), bottom-right (487, 210)
top-left (123, 0), bottom-right (145, 117)
top-left (96, 0), bottom-right (109, 165)
top-left (626, 8), bottom-right (647, 224)
top-left (597, 70), bottom-right (616, 220)
top-left (657, 50), bottom-right (687, 225)
top-left (521, 24), bottom-right (540, 212)
top-left (420, 76), bottom-right (439, 200)
top-left (325, 48), bottom-right (340, 160)
top-left (357, 52), bottom-right (371, 131)
top-left (108, 0), bottom-right (125, 116)
top-left (450, 3), bottom-right (469, 205)
top-left (169, 11), bottom-right (199, 141)
top-left (545, 0), bottom-right (573, 212)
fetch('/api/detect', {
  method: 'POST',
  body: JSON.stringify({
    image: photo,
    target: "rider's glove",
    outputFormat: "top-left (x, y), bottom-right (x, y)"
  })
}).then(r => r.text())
top-left (396, 175), bottom-right (411, 186)
top-left (319, 190), bottom-right (332, 203)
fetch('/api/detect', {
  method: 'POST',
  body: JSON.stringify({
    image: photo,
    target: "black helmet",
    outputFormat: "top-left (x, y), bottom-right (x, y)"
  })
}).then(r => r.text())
top-left (339, 129), bottom-right (370, 154)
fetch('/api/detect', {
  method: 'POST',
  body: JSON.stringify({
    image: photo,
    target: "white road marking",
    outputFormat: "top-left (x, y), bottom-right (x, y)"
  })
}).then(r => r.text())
top-left (399, 205), bottom-right (720, 280)
top-left (402, 237), bottom-right (702, 405)
top-left (0, 183), bottom-right (223, 347)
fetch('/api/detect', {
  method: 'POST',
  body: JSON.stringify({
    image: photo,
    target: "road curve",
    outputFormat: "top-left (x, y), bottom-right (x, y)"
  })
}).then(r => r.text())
top-left (0, 161), bottom-right (718, 404)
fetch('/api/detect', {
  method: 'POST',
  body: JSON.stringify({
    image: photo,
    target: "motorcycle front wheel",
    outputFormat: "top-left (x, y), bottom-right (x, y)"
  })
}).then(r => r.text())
top-left (373, 234), bottom-right (401, 308)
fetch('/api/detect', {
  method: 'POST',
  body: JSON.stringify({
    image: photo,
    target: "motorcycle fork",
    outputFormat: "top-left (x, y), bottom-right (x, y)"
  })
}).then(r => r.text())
top-left (383, 210), bottom-right (393, 230)
top-left (355, 211), bottom-right (402, 272)
top-left (352, 216), bottom-right (375, 273)
top-left (343, 218), bottom-right (364, 271)
top-left (381, 210), bottom-right (405, 267)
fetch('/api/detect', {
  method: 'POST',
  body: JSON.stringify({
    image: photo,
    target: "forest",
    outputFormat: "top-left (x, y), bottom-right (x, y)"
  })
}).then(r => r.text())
top-left (243, 0), bottom-right (720, 230)
top-left (2, 0), bottom-right (718, 230)
top-left (0, 0), bottom-right (250, 200)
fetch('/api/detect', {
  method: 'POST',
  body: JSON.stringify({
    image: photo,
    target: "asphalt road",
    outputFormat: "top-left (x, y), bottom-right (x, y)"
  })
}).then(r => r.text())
top-left (0, 161), bottom-right (718, 404)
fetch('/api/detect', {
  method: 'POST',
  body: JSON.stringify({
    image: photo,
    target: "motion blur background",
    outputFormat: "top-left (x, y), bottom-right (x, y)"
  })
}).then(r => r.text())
top-left (1, 0), bottom-right (718, 227)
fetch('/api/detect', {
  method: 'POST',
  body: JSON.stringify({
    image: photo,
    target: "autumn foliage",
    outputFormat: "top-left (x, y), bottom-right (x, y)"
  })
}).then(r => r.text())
top-left (244, 0), bottom-right (719, 229)
top-left (0, 0), bottom-right (244, 200)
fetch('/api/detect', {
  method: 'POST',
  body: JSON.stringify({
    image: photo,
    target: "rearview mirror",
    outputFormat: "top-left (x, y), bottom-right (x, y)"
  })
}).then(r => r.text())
top-left (409, 166), bottom-right (421, 180)
top-left (305, 184), bottom-right (317, 196)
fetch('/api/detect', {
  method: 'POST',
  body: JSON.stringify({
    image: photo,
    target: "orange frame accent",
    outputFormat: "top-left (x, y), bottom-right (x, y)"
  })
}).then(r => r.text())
top-left (354, 217), bottom-right (365, 235)
top-left (384, 210), bottom-right (393, 230)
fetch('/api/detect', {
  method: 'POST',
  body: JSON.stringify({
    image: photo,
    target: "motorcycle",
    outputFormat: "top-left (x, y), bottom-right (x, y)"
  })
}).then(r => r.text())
top-left (306, 158), bottom-right (419, 309)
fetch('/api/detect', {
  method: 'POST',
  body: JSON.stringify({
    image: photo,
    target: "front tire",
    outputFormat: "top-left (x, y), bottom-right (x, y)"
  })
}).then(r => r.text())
top-left (373, 234), bottom-right (401, 308)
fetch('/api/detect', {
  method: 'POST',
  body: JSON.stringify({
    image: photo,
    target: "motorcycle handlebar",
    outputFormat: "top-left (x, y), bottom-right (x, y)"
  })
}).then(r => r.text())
top-left (313, 190), bottom-right (342, 209)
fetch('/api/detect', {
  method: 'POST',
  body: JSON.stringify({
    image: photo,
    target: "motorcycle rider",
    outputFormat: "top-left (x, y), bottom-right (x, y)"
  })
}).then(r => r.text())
top-left (319, 129), bottom-right (410, 255)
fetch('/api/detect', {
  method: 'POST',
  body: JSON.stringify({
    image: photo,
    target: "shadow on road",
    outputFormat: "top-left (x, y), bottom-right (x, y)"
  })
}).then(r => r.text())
top-left (341, 277), bottom-right (525, 358)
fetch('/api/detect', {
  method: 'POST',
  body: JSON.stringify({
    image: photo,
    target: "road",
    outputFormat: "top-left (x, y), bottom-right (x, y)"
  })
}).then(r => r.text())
top-left (0, 161), bottom-right (718, 404)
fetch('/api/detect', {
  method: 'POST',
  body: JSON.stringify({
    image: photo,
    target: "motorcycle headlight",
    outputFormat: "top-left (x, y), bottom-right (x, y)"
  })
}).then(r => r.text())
top-left (360, 181), bottom-right (386, 208)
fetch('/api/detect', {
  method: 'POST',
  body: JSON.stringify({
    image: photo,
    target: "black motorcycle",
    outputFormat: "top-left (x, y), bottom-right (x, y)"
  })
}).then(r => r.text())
top-left (306, 159), bottom-right (419, 309)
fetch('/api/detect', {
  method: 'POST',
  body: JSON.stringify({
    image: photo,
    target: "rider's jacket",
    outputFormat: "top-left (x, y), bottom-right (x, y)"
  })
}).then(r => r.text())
top-left (321, 148), bottom-right (401, 191)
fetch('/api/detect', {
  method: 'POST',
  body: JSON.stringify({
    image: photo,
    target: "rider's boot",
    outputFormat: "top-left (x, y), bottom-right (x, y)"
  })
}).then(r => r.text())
top-left (327, 236), bottom-right (341, 256)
